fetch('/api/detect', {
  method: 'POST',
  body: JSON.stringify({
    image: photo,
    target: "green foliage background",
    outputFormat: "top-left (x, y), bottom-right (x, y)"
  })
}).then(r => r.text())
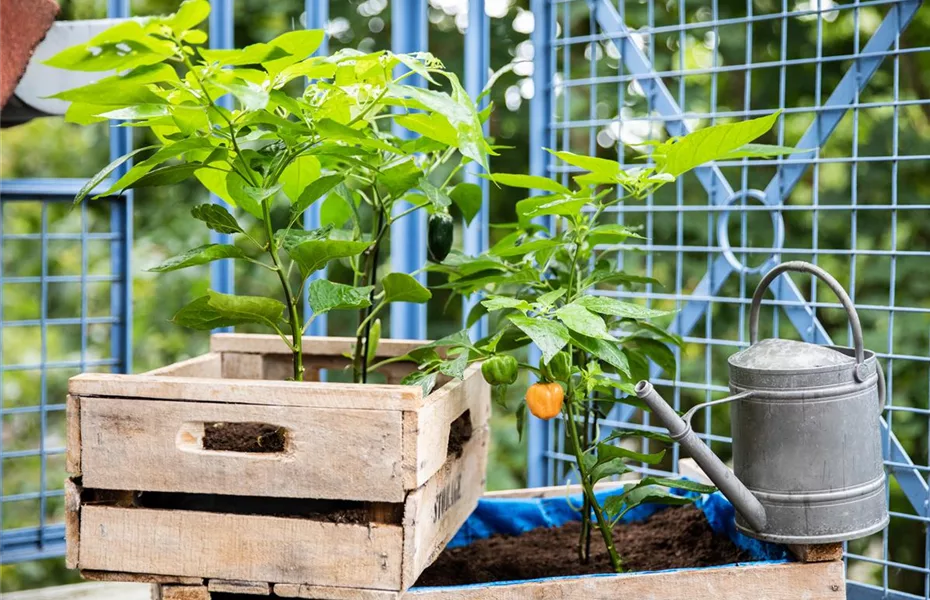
top-left (2, 0), bottom-right (929, 593)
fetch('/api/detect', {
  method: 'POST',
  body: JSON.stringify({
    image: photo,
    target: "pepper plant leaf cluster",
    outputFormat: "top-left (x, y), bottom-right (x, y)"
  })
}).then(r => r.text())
top-left (47, 0), bottom-right (491, 383)
top-left (408, 112), bottom-right (795, 572)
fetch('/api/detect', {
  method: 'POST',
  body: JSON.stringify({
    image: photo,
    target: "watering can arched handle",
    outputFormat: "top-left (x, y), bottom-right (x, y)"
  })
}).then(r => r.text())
top-left (749, 261), bottom-right (865, 366)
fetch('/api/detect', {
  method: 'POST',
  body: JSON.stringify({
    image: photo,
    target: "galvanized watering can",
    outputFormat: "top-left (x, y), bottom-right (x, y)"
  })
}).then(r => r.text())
top-left (636, 261), bottom-right (889, 544)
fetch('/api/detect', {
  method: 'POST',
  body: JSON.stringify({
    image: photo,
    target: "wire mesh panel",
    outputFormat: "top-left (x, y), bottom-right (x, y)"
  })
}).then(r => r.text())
top-left (0, 184), bottom-right (130, 564)
top-left (528, 0), bottom-right (930, 598)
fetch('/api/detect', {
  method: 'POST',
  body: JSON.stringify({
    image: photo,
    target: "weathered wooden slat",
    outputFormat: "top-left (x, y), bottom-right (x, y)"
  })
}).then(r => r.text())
top-left (79, 397), bottom-right (405, 501)
top-left (143, 353), bottom-right (222, 378)
top-left (209, 334), bottom-right (424, 358)
top-left (405, 561), bottom-right (845, 599)
top-left (81, 571), bottom-right (202, 585)
top-left (219, 352), bottom-right (263, 380)
top-left (66, 394), bottom-right (81, 475)
top-left (272, 584), bottom-right (398, 599)
top-left (158, 586), bottom-right (209, 600)
top-left (65, 478), bottom-right (80, 569)
top-left (402, 429), bottom-right (489, 590)
top-left (206, 579), bottom-right (270, 595)
top-left (78, 506), bottom-right (404, 590)
top-left (69, 374), bottom-right (424, 411)
top-left (788, 543), bottom-right (844, 563)
top-left (403, 364), bottom-right (490, 490)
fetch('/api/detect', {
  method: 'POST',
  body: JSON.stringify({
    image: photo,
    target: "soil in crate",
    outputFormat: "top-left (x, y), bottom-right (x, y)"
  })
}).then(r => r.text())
top-left (203, 422), bottom-right (287, 453)
top-left (415, 505), bottom-right (750, 587)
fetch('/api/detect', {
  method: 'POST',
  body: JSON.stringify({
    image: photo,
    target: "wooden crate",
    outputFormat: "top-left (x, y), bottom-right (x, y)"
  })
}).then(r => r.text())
top-left (67, 334), bottom-right (491, 599)
top-left (149, 483), bottom-right (846, 600)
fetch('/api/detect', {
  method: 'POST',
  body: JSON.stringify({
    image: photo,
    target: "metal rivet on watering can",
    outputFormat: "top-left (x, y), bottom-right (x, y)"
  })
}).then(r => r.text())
top-left (637, 261), bottom-right (889, 545)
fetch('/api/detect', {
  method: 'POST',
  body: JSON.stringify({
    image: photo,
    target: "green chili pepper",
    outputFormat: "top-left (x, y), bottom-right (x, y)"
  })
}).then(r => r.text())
top-left (540, 351), bottom-right (571, 382)
top-left (427, 211), bottom-right (454, 262)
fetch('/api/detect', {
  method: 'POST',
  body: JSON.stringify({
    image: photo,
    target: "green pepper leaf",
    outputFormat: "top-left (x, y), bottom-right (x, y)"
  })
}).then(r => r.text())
top-left (438, 349), bottom-right (469, 379)
top-left (307, 279), bottom-right (373, 314)
top-left (283, 237), bottom-right (371, 276)
top-left (555, 304), bottom-right (617, 341)
top-left (72, 145), bottom-right (159, 205)
top-left (652, 112), bottom-right (780, 177)
top-left (377, 159), bottom-right (423, 198)
top-left (280, 155), bottom-right (322, 203)
top-left (484, 173), bottom-right (571, 195)
top-left (449, 182), bottom-right (482, 226)
top-left (172, 290), bottom-right (285, 330)
top-left (590, 457), bottom-right (630, 484)
top-left (382, 272), bottom-right (432, 303)
top-left (597, 442), bottom-right (666, 465)
top-left (402, 370), bottom-right (438, 397)
top-left (508, 315), bottom-right (570, 364)
top-left (419, 178), bottom-right (452, 212)
top-left (148, 244), bottom-right (246, 272)
top-left (569, 332), bottom-right (631, 376)
top-left (290, 174), bottom-right (344, 216)
top-left (481, 296), bottom-right (532, 312)
top-left (190, 204), bottom-right (245, 235)
top-left (575, 296), bottom-right (674, 320)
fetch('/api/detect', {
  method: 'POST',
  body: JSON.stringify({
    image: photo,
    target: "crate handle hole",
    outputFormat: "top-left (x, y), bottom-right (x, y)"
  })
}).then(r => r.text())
top-left (177, 421), bottom-right (289, 454)
top-left (447, 410), bottom-right (473, 459)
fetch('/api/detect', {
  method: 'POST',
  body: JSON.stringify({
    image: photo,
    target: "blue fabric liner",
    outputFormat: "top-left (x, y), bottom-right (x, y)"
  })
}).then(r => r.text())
top-left (411, 486), bottom-right (788, 592)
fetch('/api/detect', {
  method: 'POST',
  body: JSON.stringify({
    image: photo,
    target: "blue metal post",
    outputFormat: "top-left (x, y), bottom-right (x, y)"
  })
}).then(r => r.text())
top-left (525, 0), bottom-right (554, 489)
top-left (302, 0), bottom-right (330, 338)
top-left (208, 0), bottom-right (235, 315)
top-left (390, 0), bottom-right (428, 341)
top-left (462, 0), bottom-right (490, 340)
top-left (108, 0), bottom-right (132, 375)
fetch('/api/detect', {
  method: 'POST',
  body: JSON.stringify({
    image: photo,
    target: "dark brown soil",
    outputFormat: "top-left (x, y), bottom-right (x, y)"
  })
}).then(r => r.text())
top-left (203, 422), bottom-right (286, 453)
top-left (447, 411), bottom-right (473, 458)
top-left (415, 505), bottom-right (750, 587)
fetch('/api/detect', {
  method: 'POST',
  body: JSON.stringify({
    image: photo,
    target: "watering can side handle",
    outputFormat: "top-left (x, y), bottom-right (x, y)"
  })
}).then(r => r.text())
top-left (749, 261), bottom-right (865, 366)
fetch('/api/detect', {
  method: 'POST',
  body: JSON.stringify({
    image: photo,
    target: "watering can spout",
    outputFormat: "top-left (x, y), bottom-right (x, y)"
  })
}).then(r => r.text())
top-left (634, 380), bottom-right (768, 534)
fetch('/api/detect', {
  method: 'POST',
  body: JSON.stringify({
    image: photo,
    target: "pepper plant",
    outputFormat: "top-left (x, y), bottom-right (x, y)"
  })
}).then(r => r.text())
top-left (406, 112), bottom-right (794, 571)
top-left (46, 0), bottom-right (490, 383)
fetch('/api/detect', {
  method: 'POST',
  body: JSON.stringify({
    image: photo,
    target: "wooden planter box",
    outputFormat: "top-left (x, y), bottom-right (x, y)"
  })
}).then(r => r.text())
top-left (150, 483), bottom-right (846, 600)
top-left (66, 334), bottom-right (491, 600)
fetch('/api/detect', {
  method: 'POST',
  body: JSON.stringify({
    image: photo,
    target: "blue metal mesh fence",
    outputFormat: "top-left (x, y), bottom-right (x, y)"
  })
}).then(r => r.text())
top-left (526, 0), bottom-right (930, 597)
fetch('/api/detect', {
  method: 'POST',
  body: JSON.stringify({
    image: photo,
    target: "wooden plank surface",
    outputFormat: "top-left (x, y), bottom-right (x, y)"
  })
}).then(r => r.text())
top-left (403, 365), bottom-right (490, 490)
top-left (210, 334), bottom-right (425, 358)
top-left (207, 579), bottom-right (270, 594)
top-left (402, 429), bottom-right (489, 590)
top-left (788, 543), bottom-right (844, 563)
top-left (81, 571), bottom-right (202, 585)
top-left (69, 374), bottom-right (423, 411)
top-left (2, 583), bottom-right (151, 600)
top-left (273, 584), bottom-right (398, 600)
top-left (65, 478), bottom-right (80, 569)
top-left (79, 397), bottom-right (405, 501)
top-left (78, 506), bottom-right (404, 590)
top-left (220, 352), bottom-right (263, 380)
top-left (66, 394), bottom-right (81, 475)
top-left (143, 353), bottom-right (222, 378)
top-left (405, 561), bottom-right (845, 599)
top-left (159, 586), bottom-right (208, 600)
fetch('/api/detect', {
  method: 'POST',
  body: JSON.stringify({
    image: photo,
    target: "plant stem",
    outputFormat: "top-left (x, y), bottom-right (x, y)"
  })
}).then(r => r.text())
top-left (564, 394), bottom-right (623, 573)
top-left (579, 399), bottom-right (592, 564)
top-left (261, 197), bottom-right (304, 381)
top-left (353, 203), bottom-right (387, 383)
